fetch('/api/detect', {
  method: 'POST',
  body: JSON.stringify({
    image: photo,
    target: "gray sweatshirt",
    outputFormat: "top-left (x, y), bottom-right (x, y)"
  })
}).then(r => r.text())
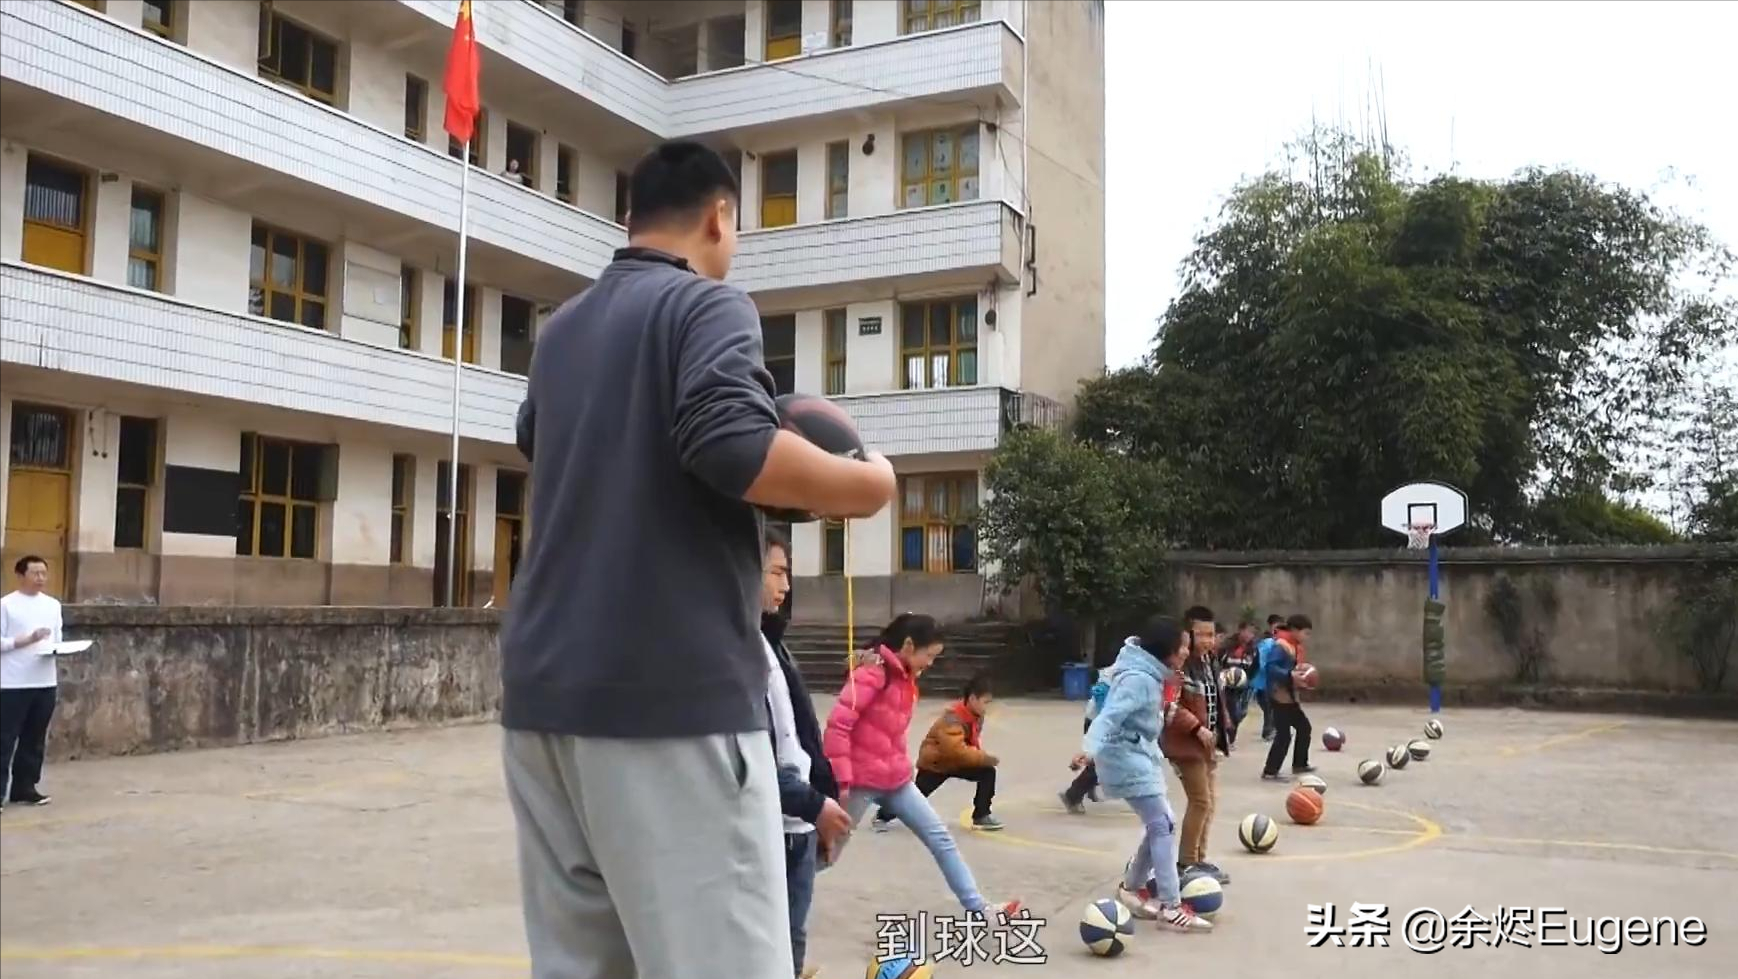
top-left (500, 247), bottom-right (780, 738)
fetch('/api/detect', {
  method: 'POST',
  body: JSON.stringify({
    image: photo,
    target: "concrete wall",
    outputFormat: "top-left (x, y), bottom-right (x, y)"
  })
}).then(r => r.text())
top-left (48, 606), bottom-right (502, 760)
top-left (1160, 545), bottom-right (1738, 699)
top-left (1016, 0), bottom-right (1105, 407)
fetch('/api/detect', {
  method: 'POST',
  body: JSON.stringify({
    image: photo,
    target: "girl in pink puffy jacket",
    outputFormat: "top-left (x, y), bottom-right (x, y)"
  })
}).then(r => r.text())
top-left (820, 613), bottom-right (1021, 921)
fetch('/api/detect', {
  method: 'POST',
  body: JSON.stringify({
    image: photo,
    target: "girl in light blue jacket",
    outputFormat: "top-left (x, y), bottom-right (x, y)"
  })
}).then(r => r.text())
top-left (1074, 616), bottom-right (1213, 932)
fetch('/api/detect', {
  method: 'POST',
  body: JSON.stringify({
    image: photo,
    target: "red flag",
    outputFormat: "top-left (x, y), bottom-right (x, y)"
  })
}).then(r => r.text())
top-left (442, 0), bottom-right (480, 144)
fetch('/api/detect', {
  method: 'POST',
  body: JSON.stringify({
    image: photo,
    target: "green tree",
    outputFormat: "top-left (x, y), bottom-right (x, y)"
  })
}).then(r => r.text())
top-left (977, 429), bottom-right (1173, 652)
top-left (1074, 129), bottom-right (1736, 547)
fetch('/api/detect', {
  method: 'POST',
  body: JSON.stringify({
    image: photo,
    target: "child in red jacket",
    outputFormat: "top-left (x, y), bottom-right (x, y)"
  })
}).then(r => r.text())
top-left (820, 614), bottom-right (1020, 921)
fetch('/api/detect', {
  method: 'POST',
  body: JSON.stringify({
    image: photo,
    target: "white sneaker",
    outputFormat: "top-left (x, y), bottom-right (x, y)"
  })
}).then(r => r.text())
top-left (1159, 903), bottom-right (1213, 932)
top-left (1116, 884), bottom-right (1159, 920)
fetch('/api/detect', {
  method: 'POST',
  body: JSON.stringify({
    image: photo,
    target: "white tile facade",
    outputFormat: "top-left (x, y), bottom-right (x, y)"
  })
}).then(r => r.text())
top-left (1, 263), bottom-right (522, 443)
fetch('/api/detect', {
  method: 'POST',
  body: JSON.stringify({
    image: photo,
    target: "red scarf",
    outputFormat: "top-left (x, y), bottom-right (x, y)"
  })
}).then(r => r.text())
top-left (948, 701), bottom-right (982, 747)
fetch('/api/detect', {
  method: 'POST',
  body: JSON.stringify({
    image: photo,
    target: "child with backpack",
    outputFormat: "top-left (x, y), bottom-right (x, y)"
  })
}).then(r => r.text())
top-left (820, 614), bottom-right (1021, 921)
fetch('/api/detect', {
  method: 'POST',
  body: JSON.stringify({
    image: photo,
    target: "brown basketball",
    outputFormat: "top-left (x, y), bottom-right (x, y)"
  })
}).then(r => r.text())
top-left (1286, 786), bottom-right (1324, 825)
top-left (777, 393), bottom-right (866, 461)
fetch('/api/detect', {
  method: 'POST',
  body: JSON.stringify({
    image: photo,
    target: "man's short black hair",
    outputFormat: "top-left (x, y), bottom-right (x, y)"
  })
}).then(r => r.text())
top-left (626, 141), bottom-right (739, 235)
top-left (14, 555), bottom-right (46, 575)
top-left (1286, 613), bottom-right (1314, 631)
top-left (962, 671), bottom-right (993, 700)
top-left (763, 526), bottom-right (790, 561)
top-left (1183, 605), bottom-right (1214, 625)
top-left (1266, 614), bottom-right (1284, 627)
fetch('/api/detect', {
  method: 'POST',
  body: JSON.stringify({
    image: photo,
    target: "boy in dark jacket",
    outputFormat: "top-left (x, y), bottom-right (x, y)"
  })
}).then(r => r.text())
top-left (1166, 606), bottom-right (1233, 884)
top-left (760, 531), bottom-right (850, 978)
top-left (1216, 621), bottom-right (1259, 747)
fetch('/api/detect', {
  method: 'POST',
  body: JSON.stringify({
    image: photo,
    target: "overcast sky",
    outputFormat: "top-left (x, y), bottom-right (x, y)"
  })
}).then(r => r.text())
top-left (1102, 0), bottom-right (1738, 370)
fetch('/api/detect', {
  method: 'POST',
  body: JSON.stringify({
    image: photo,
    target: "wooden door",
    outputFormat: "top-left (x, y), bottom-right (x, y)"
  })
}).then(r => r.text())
top-left (4, 406), bottom-right (75, 597)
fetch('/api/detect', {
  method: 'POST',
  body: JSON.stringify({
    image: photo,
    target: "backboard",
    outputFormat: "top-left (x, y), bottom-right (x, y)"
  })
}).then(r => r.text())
top-left (1380, 481), bottom-right (1468, 538)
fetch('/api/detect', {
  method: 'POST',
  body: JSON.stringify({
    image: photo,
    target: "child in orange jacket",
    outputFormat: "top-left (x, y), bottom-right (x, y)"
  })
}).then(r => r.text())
top-left (873, 672), bottom-right (1003, 831)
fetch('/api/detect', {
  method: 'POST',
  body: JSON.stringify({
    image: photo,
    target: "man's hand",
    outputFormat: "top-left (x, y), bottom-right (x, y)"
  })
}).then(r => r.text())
top-left (837, 452), bottom-right (896, 519)
top-left (983, 754), bottom-right (1000, 767)
top-left (1195, 725), bottom-right (1215, 752)
top-left (1069, 752), bottom-right (1091, 771)
top-left (816, 797), bottom-right (852, 853)
top-left (17, 627), bottom-right (51, 647)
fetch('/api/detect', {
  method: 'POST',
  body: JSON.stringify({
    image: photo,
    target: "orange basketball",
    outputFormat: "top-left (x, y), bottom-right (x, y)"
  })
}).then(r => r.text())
top-left (1286, 787), bottom-right (1324, 825)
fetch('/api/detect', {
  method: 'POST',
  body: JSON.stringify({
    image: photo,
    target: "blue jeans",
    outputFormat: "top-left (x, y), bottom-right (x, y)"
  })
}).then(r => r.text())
top-left (784, 831), bottom-right (817, 974)
top-left (828, 780), bottom-right (988, 913)
top-left (1122, 793), bottom-right (1180, 905)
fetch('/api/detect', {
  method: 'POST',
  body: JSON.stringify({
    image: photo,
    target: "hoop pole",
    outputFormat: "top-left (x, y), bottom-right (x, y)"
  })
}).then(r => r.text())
top-left (1428, 537), bottom-right (1442, 713)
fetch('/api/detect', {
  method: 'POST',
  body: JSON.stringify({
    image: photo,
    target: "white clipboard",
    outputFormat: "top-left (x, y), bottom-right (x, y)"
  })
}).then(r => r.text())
top-left (33, 640), bottom-right (93, 656)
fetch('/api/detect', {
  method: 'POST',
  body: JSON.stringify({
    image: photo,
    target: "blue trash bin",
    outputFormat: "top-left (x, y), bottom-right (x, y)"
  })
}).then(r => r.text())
top-left (1061, 662), bottom-right (1091, 701)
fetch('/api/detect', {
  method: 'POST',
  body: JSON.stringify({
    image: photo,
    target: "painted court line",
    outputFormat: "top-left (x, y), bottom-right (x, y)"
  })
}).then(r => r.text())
top-left (1496, 720), bottom-right (1627, 758)
top-left (3, 770), bottom-right (417, 834)
top-left (0, 944), bottom-right (529, 969)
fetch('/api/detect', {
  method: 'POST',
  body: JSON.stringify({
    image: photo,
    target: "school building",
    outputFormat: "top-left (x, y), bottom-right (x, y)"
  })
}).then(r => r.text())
top-left (0, 0), bottom-right (1104, 620)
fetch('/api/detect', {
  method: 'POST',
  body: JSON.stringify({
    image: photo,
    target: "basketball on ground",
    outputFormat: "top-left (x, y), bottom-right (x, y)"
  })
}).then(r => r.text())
top-left (1297, 773), bottom-right (1328, 795)
top-left (1386, 744), bottom-right (1411, 769)
top-left (1286, 787), bottom-right (1324, 825)
top-left (867, 956), bottom-right (933, 979)
top-left (1179, 873), bottom-right (1224, 918)
top-left (1407, 739), bottom-right (1431, 761)
top-left (1079, 898), bottom-right (1135, 956)
top-left (763, 393), bottom-right (867, 522)
top-left (1239, 813), bottom-right (1279, 852)
top-left (1425, 719), bottom-right (1444, 739)
top-left (1358, 759), bottom-right (1385, 784)
top-left (1322, 726), bottom-right (1345, 750)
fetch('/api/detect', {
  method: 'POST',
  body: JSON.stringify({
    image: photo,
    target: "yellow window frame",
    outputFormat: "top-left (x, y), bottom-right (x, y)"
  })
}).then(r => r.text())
top-left (128, 186), bottom-right (165, 292)
top-left (898, 473), bottom-right (979, 573)
top-left (389, 453), bottom-right (412, 564)
top-left (902, 0), bottom-right (982, 34)
top-left (760, 149), bottom-right (798, 228)
top-left (249, 222), bottom-right (330, 330)
top-left (899, 297), bottom-right (978, 389)
top-left (238, 433), bottom-right (322, 560)
top-left (900, 125), bottom-right (979, 209)
top-left (258, 3), bottom-right (339, 104)
top-left (405, 74), bottom-right (428, 142)
top-left (442, 280), bottom-right (480, 364)
top-left (21, 153), bottom-right (91, 275)
top-left (399, 265), bottom-right (419, 350)
top-left (765, 0), bottom-right (803, 59)
top-left (824, 307), bottom-right (848, 396)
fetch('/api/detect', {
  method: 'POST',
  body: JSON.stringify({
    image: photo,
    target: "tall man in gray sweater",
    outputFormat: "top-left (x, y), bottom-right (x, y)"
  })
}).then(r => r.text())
top-left (500, 141), bottom-right (897, 979)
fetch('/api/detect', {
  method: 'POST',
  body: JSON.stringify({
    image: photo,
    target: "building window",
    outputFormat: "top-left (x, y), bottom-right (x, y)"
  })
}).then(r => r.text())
top-left (824, 308), bottom-right (847, 396)
top-left (556, 145), bottom-right (577, 204)
top-left (434, 461), bottom-right (473, 606)
top-left (442, 280), bottom-right (480, 363)
top-left (399, 265), bottom-right (419, 350)
top-left (501, 295), bottom-right (535, 376)
top-left (504, 121), bottom-right (538, 188)
top-left (127, 187), bottom-right (165, 292)
top-left (899, 473), bottom-right (978, 573)
top-left (765, 0), bottom-right (802, 59)
top-left (405, 74), bottom-right (427, 142)
top-left (237, 432), bottom-right (325, 559)
top-left (493, 469), bottom-right (527, 607)
top-left (258, 3), bottom-right (339, 104)
top-left (389, 453), bottom-right (413, 564)
top-left (448, 107), bottom-right (487, 165)
top-left (22, 154), bottom-right (89, 275)
top-left (900, 297), bottom-right (977, 389)
top-left (823, 519), bottom-right (846, 575)
top-left (114, 417), bottom-right (158, 550)
top-left (760, 150), bottom-right (797, 228)
top-left (249, 222), bottom-right (329, 329)
top-left (831, 0), bottom-right (854, 46)
top-left (614, 172), bottom-right (631, 225)
top-left (826, 141), bottom-right (849, 219)
top-left (762, 315), bottom-right (796, 395)
top-left (142, 0), bottom-right (176, 40)
top-left (902, 125), bottom-right (979, 208)
top-left (902, 0), bottom-right (981, 34)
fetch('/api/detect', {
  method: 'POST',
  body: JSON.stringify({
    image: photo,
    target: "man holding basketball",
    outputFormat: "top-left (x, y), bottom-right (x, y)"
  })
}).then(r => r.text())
top-left (499, 141), bottom-right (896, 979)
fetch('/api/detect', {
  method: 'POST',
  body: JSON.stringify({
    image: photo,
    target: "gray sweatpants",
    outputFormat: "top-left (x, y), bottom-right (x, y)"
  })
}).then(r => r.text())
top-left (503, 728), bottom-right (792, 979)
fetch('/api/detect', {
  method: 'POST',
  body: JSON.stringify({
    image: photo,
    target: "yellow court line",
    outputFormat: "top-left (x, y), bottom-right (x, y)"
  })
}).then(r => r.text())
top-left (4, 771), bottom-right (417, 834)
top-left (0, 945), bottom-right (529, 968)
top-left (1444, 833), bottom-right (1738, 862)
top-left (1496, 720), bottom-right (1627, 758)
top-left (1031, 807), bottom-right (1418, 836)
top-left (959, 798), bottom-right (1443, 864)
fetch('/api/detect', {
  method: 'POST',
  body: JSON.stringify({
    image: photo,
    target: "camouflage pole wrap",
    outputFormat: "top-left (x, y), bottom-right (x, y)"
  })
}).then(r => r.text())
top-left (1422, 598), bottom-right (1447, 689)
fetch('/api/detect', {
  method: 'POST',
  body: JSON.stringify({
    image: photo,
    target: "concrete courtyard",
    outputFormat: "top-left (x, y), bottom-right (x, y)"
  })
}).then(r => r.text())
top-left (2, 698), bottom-right (1734, 979)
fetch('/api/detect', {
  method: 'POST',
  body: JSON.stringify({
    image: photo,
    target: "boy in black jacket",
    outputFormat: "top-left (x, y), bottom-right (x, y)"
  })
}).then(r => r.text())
top-left (760, 530), bottom-right (850, 978)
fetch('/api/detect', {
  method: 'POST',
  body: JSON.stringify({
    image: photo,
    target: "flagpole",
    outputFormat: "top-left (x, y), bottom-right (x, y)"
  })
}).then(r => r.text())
top-left (444, 144), bottom-right (471, 608)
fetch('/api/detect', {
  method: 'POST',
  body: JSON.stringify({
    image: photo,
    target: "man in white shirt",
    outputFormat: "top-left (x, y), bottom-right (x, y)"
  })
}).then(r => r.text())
top-left (759, 529), bottom-right (851, 978)
top-left (1, 555), bottom-right (63, 809)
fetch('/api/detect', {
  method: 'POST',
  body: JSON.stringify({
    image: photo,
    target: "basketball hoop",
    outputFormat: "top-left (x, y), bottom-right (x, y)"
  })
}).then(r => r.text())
top-left (1405, 522), bottom-right (1436, 550)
